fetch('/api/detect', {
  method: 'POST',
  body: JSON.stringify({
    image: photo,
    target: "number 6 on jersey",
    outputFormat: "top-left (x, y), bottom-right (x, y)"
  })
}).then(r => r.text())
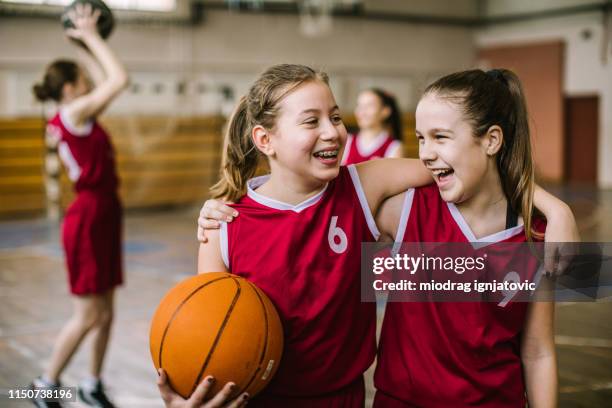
top-left (328, 216), bottom-right (348, 254)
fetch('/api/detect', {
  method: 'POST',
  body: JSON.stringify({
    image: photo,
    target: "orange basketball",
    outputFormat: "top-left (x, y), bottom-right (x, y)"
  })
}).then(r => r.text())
top-left (149, 272), bottom-right (283, 399)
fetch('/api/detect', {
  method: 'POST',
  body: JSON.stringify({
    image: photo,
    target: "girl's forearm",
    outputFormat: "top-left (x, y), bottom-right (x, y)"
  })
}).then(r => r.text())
top-left (80, 33), bottom-right (128, 88)
top-left (356, 158), bottom-right (432, 214)
top-left (76, 47), bottom-right (106, 86)
top-left (523, 354), bottom-right (558, 408)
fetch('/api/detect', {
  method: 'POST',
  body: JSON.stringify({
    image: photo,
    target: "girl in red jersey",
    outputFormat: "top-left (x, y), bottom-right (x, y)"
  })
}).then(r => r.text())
top-left (341, 88), bottom-right (403, 164)
top-left (372, 69), bottom-right (574, 407)
top-left (30, 4), bottom-right (128, 407)
top-left (158, 64), bottom-right (437, 408)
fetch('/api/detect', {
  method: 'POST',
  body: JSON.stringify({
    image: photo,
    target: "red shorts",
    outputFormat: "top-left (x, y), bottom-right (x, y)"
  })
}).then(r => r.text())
top-left (248, 376), bottom-right (365, 408)
top-left (62, 191), bottom-right (123, 295)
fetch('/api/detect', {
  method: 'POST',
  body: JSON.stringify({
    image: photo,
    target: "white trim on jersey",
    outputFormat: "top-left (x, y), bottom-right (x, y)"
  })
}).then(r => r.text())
top-left (59, 109), bottom-right (93, 137)
top-left (356, 131), bottom-right (390, 157)
top-left (347, 164), bottom-right (381, 240)
top-left (45, 123), bottom-right (62, 144)
top-left (384, 140), bottom-right (402, 158)
top-left (446, 202), bottom-right (524, 248)
top-left (219, 221), bottom-right (230, 269)
top-left (391, 188), bottom-right (415, 255)
top-left (246, 175), bottom-right (328, 213)
top-left (58, 141), bottom-right (82, 182)
top-left (340, 134), bottom-right (353, 165)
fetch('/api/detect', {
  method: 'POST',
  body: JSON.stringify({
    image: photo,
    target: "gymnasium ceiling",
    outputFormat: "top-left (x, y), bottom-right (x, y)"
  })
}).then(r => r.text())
top-left (0, 0), bottom-right (610, 26)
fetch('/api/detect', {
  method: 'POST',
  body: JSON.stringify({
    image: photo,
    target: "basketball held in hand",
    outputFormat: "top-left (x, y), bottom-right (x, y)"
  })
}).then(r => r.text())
top-left (149, 272), bottom-right (284, 399)
top-left (61, 0), bottom-right (115, 39)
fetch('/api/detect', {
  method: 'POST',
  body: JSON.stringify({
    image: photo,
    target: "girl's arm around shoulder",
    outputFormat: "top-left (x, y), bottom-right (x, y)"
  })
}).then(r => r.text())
top-left (534, 185), bottom-right (579, 241)
top-left (198, 228), bottom-right (230, 274)
top-left (534, 185), bottom-right (580, 275)
top-left (354, 158), bottom-right (431, 215)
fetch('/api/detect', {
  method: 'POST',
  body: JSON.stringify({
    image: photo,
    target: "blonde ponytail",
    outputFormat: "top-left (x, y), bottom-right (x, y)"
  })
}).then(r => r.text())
top-left (210, 97), bottom-right (260, 201)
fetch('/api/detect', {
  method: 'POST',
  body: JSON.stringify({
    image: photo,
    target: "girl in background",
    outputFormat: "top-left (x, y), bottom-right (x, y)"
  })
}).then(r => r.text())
top-left (341, 88), bottom-right (403, 164)
top-left (30, 4), bottom-right (128, 407)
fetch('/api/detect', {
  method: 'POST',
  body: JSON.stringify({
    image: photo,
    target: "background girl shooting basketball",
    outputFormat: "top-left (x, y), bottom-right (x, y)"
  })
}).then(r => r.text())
top-left (30, 3), bottom-right (128, 407)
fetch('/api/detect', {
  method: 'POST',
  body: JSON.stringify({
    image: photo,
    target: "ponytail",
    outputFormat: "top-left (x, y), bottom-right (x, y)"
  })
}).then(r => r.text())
top-left (496, 69), bottom-right (539, 241)
top-left (32, 60), bottom-right (79, 103)
top-left (32, 83), bottom-right (50, 101)
top-left (210, 97), bottom-right (260, 202)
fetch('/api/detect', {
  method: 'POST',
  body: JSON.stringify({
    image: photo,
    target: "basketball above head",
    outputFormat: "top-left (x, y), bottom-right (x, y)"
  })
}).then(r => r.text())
top-left (149, 272), bottom-right (284, 400)
top-left (61, 0), bottom-right (115, 39)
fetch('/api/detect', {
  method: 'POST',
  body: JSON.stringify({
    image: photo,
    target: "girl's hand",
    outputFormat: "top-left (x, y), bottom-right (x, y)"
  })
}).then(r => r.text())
top-left (197, 199), bottom-right (238, 243)
top-left (543, 206), bottom-right (580, 276)
top-left (64, 2), bottom-right (101, 41)
top-left (157, 369), bottom-right (248, 408)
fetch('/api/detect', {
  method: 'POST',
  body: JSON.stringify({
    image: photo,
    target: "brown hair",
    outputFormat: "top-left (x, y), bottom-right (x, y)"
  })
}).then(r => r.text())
top-left (210, 64), bottom-right (329, 202)
top-left (367, 88), bottom-right (403, 141)
top-left (424, 68), bottom-right (539, 240)
top-left (32, 60), bottom-right (80, 102)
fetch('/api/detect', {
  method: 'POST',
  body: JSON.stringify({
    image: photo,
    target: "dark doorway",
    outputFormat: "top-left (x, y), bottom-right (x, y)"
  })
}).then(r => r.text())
top-left (564, 96), bottom-right (599, 184)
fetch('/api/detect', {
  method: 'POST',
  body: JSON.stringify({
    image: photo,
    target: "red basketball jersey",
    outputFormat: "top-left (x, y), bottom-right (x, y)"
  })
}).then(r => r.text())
top-left (48, 110), bottom-right (123, 295)
top-left (221, 165), bottom-right (379, 400)
top-left (341, 132), bottom-right (400, 165)
top-left (48, 110), bottom-right (119, 194)
top-left (374, 184), bottom-right (545, 408)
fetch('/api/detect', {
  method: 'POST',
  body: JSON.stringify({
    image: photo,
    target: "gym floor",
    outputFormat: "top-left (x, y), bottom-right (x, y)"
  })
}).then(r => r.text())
top-left (1, 186), bottom-right (611, 407)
